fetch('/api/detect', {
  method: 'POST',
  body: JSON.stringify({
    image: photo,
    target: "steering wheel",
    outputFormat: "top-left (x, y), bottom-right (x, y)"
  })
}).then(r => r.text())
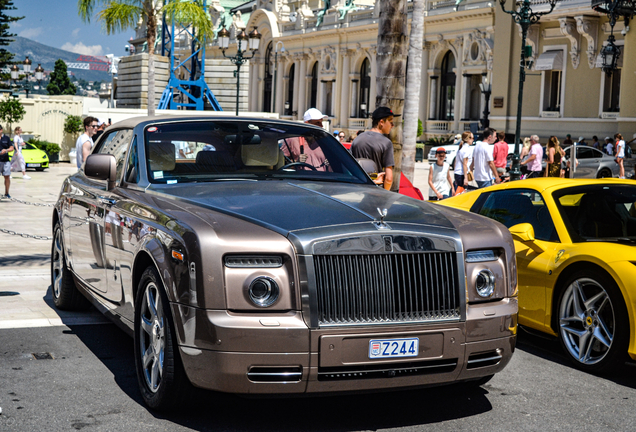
top-left (278, 162), bottom-right (318, 171)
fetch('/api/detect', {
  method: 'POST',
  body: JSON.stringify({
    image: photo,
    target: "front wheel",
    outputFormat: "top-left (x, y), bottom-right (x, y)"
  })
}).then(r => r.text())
top-left (557, 270), bottom-right (628, 373)
top-left (134, 266), bottom-right (189, 411)
top-left (51, 222), bottom-right (90, 311)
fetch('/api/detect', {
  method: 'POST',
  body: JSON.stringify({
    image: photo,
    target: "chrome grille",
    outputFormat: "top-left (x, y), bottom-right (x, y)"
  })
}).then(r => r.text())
top-left (314, 252), bottom-right (461, 326)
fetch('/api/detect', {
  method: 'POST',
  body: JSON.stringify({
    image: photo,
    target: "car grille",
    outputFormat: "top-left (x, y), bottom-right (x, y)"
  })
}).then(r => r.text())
top-left (313, 252), bottom-right (461, 326)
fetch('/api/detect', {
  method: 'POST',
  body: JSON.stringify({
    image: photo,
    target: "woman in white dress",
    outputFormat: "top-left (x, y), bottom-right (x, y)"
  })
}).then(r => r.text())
top-left (11, 126), bottom-right (29, 179)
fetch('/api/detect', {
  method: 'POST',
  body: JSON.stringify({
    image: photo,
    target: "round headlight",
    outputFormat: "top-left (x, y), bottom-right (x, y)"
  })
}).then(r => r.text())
top-left (248, 277), bottom-right (279, 307)
top-left (475, 269), bottom-right (495, 298)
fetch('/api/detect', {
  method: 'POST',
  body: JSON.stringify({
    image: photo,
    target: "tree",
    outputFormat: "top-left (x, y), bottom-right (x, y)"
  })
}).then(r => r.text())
top-left (0, 0), bottom-right (23, 87)
top-left (401, 0), bottom-right (426, 182)
top-left (375, 0), bottom-right (408, 191)
top-left (47, 60), bottom-right (77, 95)
top-left (0, 96), bottom-right (25, 132)
top-left (64, 115), bottom-right (83, 141)
top-left (78, 0), bottom-right (213, 116)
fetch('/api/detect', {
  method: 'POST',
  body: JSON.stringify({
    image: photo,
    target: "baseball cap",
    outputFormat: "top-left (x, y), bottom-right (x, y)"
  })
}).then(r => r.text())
top-left (372, 106), bottom-right (401, 121)
top-left (334, 130), bottom-right (339, 134)
top-left (605, 136), bottom-right (611, 140)
top-left (578, 136), bottom-right (584, 141)
top-left (303, 108), bottom-right (327, 121)
top-left (98, 119), bottom-right (105, 126)
top-left (436, 147), bottom-right (446, 154)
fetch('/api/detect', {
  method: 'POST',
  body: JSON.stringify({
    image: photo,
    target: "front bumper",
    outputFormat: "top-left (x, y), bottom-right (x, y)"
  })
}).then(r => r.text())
top-left (174, 298), bottom-right (517, 394)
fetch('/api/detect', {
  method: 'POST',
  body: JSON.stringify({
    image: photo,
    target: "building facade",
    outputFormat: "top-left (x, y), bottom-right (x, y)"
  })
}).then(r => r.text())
top-left (201, 0), bottom-right (635, 142)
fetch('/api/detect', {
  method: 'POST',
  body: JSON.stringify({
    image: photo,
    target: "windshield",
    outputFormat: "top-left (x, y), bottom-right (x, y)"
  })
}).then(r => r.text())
top-left (553, 184), bottom-right (636, 242)
top-left (144, 120), bottom-right (371, 185)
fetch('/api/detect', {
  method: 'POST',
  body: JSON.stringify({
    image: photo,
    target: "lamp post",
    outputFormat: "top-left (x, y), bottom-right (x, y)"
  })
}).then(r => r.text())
top-left (10, 56), bottom-right (35, 98)
top-left (478, 73), bottom-right (492, 130)
top-left (272, 41), bottom-right (285, 114)
top-left (219, 27), bottom-right (262, 116)
top-left (592, 0), bottom-right (635, 75)
top-left (499, 0), bottom-right (558, 180)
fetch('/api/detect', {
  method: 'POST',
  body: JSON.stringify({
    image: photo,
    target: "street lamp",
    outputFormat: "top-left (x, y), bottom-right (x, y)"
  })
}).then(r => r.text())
top-left (272, 41), bottom-right (285, 114)
top-left (219, 26), bottom-right (261, 116)
top-left (592, 0), bottom-right (635, 75)
top-left (478, 73), bottom-right (492, 130)
top-left (499, 0), bottom-right (558, 180)
top-left (10, 56), bottom-right (35, 98)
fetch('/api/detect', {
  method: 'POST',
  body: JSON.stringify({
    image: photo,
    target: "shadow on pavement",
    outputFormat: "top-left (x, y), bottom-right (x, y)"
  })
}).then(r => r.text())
top-left (0, 253), bottom-right (50, 267)
top-left (68, 321), bottom-right (494, 431)
top-left (516, 326), bottom-right (636, 390)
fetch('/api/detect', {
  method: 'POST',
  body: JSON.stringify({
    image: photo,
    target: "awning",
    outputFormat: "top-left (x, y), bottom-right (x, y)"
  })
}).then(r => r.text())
top-left (535, 50), bottom-right (564, 71)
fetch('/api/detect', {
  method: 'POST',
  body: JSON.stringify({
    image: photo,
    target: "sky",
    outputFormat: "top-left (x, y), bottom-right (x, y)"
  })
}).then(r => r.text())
top-left (10, 0), bottom-right (133, 57)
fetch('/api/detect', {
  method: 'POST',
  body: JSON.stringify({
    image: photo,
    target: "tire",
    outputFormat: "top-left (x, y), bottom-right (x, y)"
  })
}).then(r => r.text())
top-left (51, 222), bottom-right (91, 311)
top-left (597, 168), bottom-right (612, 178)
top-left (134, 266), bottom-right (190, 411)
top-left (557, 270), bottom-right (629, 373)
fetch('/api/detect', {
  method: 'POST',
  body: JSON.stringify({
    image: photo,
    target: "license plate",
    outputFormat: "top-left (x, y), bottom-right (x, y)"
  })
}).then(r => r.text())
top-left (26, 163), bottom-right (40, 167)
top-left (369, 338), bottom-right (419, 359)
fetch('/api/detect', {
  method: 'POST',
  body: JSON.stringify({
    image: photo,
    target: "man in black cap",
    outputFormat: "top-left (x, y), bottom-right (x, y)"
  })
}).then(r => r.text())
top-left (350, 106), bottom-right (399, 190)
top-left (0, 125), bottom-right (14, 198)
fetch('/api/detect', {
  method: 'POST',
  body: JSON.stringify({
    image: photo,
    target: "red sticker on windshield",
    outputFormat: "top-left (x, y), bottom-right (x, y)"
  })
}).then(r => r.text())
top-left (148, 127), bottom-right (158, 132)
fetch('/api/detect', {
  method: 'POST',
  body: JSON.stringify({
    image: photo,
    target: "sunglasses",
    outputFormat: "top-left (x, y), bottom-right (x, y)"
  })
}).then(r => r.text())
top-left (90, 124), bottom-right (99, 128)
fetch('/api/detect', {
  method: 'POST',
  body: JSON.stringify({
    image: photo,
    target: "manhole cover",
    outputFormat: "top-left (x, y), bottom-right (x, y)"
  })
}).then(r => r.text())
top-left (32, 352), bottom-right (54, 360)
top-left (0, 292), bottom-right (19, 297)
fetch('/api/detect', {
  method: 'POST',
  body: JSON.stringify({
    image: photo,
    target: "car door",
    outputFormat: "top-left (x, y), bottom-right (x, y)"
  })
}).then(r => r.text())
top-left (471, 188), bottom-right (561, 332)
top-left (68, 173), bottom-right (109, 294)
top-left (574, 146), bottom-right (598, 178)
top-left (94, 129), bottom-right (135, 305)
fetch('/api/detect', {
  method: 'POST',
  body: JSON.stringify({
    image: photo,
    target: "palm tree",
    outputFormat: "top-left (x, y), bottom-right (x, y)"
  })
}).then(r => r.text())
top-left (401, 0), bottom-right (425, 183)
top-left (375, 0), bottom-right (408, 191)
top-left (78, 0), bottom-right (213, 116)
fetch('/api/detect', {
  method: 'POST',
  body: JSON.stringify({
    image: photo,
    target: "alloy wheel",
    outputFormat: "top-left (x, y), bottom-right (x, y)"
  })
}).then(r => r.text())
top-left (52, 228), bottom-right (64, 299)
top-left (559, 278), bottom-right (615, 366)
top-left (139, 282), bottom-right (165, 393)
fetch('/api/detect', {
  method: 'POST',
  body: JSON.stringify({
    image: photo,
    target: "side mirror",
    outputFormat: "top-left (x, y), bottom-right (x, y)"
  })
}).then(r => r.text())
top-left (85, 154), bottom-right (117, 191)
top-left (509, 223), bottom-right (545, 252)
top-left (509, 223), bottom-right (535, 242)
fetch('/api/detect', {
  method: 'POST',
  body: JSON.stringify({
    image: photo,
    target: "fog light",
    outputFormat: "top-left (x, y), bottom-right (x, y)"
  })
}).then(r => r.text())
top-left (475, 270), bottom-right (495, 298)
top-left (248, 277), bottom-right (279, 307)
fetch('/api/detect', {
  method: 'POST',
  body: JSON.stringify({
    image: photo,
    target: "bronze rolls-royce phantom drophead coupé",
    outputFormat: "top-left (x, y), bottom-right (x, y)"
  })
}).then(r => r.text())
top-left (51, 116), bottom-right (518, 411)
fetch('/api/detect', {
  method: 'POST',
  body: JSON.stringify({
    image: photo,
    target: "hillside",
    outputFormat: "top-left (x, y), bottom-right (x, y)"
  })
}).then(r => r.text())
top-left (7, 36), bottom-right (111, 82)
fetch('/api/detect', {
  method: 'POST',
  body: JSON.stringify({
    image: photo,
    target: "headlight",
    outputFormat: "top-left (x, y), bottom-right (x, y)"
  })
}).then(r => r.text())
top-left (466, 250), bottom-right (497, 263)
top-left (475, 270), bottom-right (496, 298)
top-left (248, 276), bottom-right (280, 307)
top-left (225, 255), bottom-right (283, 268)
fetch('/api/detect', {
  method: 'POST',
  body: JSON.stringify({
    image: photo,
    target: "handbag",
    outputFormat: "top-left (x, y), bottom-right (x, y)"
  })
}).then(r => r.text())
top-left (466, 171), bottom-right (474, 182)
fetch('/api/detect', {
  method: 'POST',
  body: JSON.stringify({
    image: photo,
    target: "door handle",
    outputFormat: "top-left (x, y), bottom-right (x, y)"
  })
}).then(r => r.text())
top-left (99, 196), bottom-right (117, 206)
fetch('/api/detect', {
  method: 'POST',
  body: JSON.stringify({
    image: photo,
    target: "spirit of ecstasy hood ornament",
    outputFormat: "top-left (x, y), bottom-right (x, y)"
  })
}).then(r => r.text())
top-left (374, 208), bottom-right (390, 230)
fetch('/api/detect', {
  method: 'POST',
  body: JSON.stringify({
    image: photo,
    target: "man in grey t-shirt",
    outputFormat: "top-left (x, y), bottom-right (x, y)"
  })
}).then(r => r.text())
top-left (351, 106), bottom-right (398, 190)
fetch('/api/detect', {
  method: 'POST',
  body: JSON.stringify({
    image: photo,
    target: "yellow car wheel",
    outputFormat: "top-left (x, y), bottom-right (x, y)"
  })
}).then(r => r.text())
top-left (557, 270), bottom-right (629, 373)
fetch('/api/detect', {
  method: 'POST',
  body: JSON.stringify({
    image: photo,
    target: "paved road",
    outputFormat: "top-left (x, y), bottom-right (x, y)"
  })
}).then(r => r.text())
top-left (2, 163), bottom-right (636, 431)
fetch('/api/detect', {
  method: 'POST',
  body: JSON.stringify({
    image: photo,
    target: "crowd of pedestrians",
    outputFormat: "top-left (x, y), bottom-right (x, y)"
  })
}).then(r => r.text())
top-left (428, 128), bottom-right (633, 201)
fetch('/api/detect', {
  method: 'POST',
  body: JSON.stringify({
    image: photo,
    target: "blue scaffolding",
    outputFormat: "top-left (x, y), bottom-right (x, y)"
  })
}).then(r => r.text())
top-left (158, 1), bottom-right (222, 111)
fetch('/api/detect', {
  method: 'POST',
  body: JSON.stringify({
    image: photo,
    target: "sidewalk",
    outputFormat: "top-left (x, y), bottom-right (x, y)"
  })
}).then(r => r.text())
top-left (0, 163), bottom-right (108, 329)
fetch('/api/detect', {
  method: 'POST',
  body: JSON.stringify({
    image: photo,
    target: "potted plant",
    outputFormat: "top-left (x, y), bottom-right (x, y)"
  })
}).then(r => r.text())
top-left (46, 142), bottom-right (61, 163)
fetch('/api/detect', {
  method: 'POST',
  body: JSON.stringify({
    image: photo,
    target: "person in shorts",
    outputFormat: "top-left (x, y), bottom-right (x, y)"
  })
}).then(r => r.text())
top-left (351, 106), bottom-right (398, 190)
top-left (0, 125), bottom-right (14, 198)
top-left (428, 147), bottom-right (454, 200)
top-left (492, 131), bottom-right (508, 176)
top-left (615, 133), bottom-right (626, 179)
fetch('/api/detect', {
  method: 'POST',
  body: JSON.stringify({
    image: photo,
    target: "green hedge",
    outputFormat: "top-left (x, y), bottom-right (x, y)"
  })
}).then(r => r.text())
top-left (27, 138), bottom-right (61, 155)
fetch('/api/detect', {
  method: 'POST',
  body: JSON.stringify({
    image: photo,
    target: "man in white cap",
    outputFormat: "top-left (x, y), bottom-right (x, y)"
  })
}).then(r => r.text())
top-left (93, 119), bottom-right (107, 142)
top-left (280, 108), bottom-right (330, 171)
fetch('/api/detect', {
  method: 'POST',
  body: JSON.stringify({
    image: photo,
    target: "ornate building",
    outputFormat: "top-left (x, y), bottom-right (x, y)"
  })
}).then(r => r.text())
top-left (119, 0), bottom-right (635, 142)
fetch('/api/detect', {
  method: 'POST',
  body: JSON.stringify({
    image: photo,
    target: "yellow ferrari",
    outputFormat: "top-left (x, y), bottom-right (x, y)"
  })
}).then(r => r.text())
top-left (439, 178), bottom-right (636, 373)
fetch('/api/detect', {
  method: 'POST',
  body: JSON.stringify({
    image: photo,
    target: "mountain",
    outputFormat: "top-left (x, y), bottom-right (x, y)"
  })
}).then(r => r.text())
top-left (7, 36), bottom-right (111, 83)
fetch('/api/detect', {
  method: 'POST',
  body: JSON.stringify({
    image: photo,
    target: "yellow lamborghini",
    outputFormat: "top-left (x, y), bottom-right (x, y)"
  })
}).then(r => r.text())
top-left (439, 178), bottom-right (636, 373)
